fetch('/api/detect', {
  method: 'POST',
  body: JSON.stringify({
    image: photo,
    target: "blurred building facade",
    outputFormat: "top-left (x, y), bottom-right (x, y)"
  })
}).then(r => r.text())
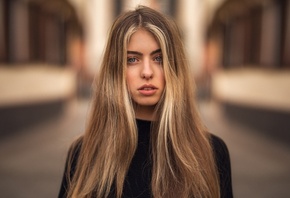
top-left (0, 0), bottom-right (224, 134)
top-left (206, 0), bottom-right (290, 143)
top-left (0, 0), bottom-right (83, 65)
top-left (0, 0), bottom-right (84, 134)
top-left (207, 0), bottom-right (290, 68)
top-left (1, 0), bottom-right (289, 143)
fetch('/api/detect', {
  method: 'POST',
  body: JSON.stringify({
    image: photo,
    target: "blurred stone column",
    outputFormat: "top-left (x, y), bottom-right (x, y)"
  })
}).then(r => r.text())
top-left (176, 0), bottom-right (208, 77)
top-left (82, 0), bottom-right (113, 74)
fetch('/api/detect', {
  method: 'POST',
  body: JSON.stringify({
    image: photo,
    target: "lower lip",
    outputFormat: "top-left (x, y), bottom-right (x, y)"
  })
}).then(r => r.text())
top-left (138, 89), bottom-right (157, 96)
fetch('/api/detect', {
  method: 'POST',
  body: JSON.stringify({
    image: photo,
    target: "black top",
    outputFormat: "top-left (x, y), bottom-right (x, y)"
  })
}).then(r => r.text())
top-left (58, 119), bottom-right (233, 198)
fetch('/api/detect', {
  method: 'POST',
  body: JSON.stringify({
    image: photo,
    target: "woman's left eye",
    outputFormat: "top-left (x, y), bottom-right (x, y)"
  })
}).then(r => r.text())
top-left (154, 55), bottom-right (163, 63)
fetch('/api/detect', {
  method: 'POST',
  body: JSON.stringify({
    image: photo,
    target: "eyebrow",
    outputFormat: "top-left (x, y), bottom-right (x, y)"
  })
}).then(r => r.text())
top-left (127, 48), bottom-right (162, 56)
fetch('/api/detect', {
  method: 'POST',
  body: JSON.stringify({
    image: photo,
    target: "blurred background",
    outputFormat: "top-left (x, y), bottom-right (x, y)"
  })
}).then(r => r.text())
top-left (0, 0), bottom-right (290, 197)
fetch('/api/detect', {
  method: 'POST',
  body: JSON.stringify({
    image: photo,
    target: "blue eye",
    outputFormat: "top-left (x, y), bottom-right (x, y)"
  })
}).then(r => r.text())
top-left (127, 57), bottom-right (137, 64)
top-left (154, 55), bottom-right (163, 63)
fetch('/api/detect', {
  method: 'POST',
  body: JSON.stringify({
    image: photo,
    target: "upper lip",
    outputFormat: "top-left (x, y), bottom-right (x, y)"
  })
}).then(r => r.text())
top-left (138, 84), bottom-right (157, 90)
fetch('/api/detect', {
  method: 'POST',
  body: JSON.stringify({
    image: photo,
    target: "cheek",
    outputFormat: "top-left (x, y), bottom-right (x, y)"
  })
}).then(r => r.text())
top-left (126, 71), bottom-right (134, 90)
top-left (159, 70), bottom-right (166, 86)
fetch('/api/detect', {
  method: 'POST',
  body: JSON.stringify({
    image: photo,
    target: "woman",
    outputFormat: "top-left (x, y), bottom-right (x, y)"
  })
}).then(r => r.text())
top-left (59, 5), bottom-right (233, 198)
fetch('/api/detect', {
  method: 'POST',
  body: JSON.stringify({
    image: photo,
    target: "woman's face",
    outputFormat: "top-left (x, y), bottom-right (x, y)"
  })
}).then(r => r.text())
top-left (126, 29), bottom-right (165, 120)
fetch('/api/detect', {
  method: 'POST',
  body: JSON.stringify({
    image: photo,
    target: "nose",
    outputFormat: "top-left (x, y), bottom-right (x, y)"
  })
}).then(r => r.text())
top-left (141, 58), bottom-right (153, 79)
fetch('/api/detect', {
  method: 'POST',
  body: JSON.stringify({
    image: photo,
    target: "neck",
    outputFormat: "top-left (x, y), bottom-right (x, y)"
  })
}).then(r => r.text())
top-left (134, 105), bottom-right (156, 121)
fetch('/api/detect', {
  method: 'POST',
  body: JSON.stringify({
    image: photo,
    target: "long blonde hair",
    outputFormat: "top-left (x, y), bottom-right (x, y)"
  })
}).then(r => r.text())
top-left (67, 6), bottom-right (220, 198)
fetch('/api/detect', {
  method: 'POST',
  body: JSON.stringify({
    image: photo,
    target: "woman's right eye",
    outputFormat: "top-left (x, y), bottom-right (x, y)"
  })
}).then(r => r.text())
top-left (127, 57), bottom-right (138, 64)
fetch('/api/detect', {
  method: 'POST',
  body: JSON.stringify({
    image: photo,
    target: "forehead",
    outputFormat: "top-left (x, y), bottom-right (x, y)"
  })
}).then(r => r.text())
top-left (127, 29), bottom-right (160, 51)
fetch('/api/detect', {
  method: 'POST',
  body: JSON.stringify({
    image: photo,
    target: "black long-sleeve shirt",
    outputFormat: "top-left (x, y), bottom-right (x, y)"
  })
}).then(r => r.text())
top-left (58, 119), bottom-right (233, 197)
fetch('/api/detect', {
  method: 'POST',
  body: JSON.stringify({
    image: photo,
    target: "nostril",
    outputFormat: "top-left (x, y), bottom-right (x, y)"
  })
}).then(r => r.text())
top-left (141, 73), bottom-right (153, 79)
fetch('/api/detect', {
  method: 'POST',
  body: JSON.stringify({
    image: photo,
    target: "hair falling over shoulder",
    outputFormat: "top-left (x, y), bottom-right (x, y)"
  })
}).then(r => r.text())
top-left (67, 5), bottom-right (220, 198)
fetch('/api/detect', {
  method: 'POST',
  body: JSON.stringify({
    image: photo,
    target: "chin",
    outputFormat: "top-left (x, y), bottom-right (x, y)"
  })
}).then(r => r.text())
top-left (135, 100), bottom-right (159, 107)
top-left (138, 103), bottom-right (157, 107)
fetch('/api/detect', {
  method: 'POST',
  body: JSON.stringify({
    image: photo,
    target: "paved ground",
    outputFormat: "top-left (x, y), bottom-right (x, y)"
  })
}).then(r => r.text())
top-left (0, 98), bottom-right (289, 198)
top-left (199, 101), bottom-right (290, 198)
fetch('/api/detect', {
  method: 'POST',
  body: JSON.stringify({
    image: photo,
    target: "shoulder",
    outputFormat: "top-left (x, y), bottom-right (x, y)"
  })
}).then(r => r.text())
top-left (58, 137), bottom-right (83, 198)
top-left (66, 137), bottom-right (83, 177)
top-left (208, 134), bottom-right (232, 180)
top-left (209, 134), bottom-right (234, 197)
top-left (68, 137), bottom-right (83, 157)
top-left (209, 134), bottom-right (230, 162)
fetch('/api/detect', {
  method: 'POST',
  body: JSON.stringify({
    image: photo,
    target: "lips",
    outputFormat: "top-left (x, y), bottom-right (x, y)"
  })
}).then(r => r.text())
top-left (138, 84), bottom-right (157, 96)
top-left (138, 84), bottom-right (157, 90)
